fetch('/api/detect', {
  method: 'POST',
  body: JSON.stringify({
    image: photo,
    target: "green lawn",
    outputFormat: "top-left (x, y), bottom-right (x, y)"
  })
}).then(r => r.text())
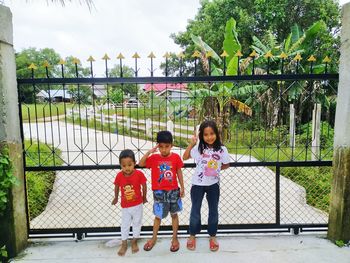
top-left (25, 140), bottom-right (63, 220)
top-left (21, 103), bottom-right (73, 122)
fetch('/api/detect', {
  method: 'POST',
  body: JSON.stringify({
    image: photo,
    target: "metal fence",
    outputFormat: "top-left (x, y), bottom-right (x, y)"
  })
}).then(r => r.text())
top-left (18, 53), bottom-right (338, 238)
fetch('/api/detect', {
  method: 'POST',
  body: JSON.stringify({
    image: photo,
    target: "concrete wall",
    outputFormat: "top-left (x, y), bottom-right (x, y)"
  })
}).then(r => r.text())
top-left (328, 3), bottom-right (350, 243)
top-left (0, 4), bottom-right (28, 257)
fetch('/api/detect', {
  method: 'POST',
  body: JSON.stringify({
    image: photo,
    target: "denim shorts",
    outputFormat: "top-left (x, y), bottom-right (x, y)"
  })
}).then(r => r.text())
top-left (153, 188), bottom-right (182, 219)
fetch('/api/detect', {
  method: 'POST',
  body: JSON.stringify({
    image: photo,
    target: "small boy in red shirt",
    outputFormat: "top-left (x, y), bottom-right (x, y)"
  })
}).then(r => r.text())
top-left (112, 149), bottom-right (147, 256)
top-left (139, 130), bottom-right (184, 252)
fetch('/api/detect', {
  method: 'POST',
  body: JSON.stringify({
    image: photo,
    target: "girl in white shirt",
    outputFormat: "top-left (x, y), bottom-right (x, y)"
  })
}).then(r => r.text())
top-left (183, 120), bottom-right (230, 252)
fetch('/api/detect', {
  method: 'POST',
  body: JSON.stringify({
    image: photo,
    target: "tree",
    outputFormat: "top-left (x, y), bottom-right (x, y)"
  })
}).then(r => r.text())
top-left (108, 64), bottom-right (138, 97)
top-left (16, 47), bottom-right (61, 79)
top-left (170, 0), bottom-right (340, 68)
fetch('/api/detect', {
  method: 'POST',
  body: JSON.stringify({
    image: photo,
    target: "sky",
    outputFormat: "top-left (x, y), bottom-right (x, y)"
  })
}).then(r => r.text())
top-left (2, 0), bottom-right (350, 77)
top-left (3, 0), bottom-right (201, 76)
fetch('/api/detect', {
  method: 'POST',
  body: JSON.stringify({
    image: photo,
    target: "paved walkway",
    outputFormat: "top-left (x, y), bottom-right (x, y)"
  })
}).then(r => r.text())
top-left (12, 234), bottom-right (350, 263)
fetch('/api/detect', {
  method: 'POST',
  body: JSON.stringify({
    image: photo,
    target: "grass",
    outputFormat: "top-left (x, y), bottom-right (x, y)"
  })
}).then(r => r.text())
top-left (25, 140), bottom-right (63, 220)
top-left (21, 103), bottom-right (73, 122)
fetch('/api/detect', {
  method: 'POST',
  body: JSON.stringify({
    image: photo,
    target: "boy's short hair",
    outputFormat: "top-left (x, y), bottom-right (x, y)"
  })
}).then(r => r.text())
top-left (156, 130), bottom-right (173, 144)
top-left (119, 149), bottom-right (136, 163)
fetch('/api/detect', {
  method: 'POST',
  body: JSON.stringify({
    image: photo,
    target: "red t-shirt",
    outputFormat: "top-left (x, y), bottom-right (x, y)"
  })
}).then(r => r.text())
top-left (114, 169), bottom-right (147, 208)
top-left (145, 153), bottom-right (183, 191)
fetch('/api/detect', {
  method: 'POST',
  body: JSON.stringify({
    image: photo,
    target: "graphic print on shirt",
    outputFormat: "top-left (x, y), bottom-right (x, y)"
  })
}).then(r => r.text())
top-left (204, 159), bottom-right (219, 176)
top-left (158, 162), bottom-right (173, 183)
top-left (123, 184), bottom-right (136, 202)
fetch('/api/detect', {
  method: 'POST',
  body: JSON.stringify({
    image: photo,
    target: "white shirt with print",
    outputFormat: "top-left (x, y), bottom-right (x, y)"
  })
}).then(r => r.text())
top-left (190, 145), bottom-right (230, 186)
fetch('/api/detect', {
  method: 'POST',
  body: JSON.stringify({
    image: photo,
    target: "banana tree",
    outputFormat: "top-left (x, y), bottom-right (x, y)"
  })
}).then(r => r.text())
top-left (190, 18), bottom-right (252, 142)
top-left (250, 20), bottom-right (330, 128)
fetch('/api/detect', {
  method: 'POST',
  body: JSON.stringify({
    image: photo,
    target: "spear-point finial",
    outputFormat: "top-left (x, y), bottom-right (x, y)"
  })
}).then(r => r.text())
top-left (293, 53), bottom-right (302, 61)
top-left (117, 53), bottom-right (125, 59)
top-left (148, 52), bottom-right (156, 58)
top-left (87, 56), bottom-right (95, 62)
top-left (264, 51), bottom-right (273, 59)
top-left (163, 52), bottom-right (171, 58)
top-left (177, 51), bottom-right (185, 59)
top-left (220, 50), bottom-right (229, 57)
top-left (28, 63), bottom-right (37, 70)
top-left (102, 54), bottom-right (110, 60)
top-left (249, 50), bottom-right (258, 58)
top-left (72, 57), bottom-right (80, 64)
top-left (58, 59), bottom-right (65, 65)
top-left (322, 56), bottom-right (331, 63)
top-left (206, 51), bottom-right (214, 58)
top-left (235, 50), bottom-right (243, 57)
top-left (307, 55), bottom-right (316, 62)
top-left (43, 60), bottom-right (50, 67)
top-left (192, 50), bottom-right (201, 58)
top-left (132, 52), bottom-right (140, 59)
top-left (279, 52), bottom-right (288, 59)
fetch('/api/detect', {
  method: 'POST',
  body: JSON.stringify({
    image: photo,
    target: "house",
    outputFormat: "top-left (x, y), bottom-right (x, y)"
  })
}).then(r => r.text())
top-left (92, 85), bottom-right (107, 99)
top-left (36, 90), bottom-right (72, 102)
top-left (143, 83), bottom-right (188, 101)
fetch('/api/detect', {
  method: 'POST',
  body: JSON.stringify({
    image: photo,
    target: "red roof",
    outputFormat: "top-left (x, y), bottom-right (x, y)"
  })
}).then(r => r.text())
top-left (144, 83), bottom-right (187, 92)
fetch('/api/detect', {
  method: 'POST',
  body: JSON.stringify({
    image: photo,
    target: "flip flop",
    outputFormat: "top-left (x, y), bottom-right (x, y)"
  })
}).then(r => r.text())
top-left (186, 237), bottom-right (196, 251)
top-left (209, 238), bottom-right (219, 252)
top-left (143, 239), bottom-right (155, 251)
top-left (170, 240), bottom-right (180, 252)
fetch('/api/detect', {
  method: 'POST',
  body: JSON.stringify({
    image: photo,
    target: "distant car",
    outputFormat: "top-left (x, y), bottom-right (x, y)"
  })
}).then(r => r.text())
top-left (124, 99), bottom-right (141, 108)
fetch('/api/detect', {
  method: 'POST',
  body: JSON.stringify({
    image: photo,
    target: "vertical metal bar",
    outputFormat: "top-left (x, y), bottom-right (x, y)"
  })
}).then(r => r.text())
top-left (194, 57), bottom-right (197, 76)
top-left (90, 61), bottom-right (98, 164)
top-left (237, 56), bottom-right (240, 75)
top-left (75, 62), bottom-right (84, 165)
top-left (223, 56), bottom-right (226, 76)
top-left (61, 64), bottom-right (70, 165)
top-left (31, 69), bottom-right (41, 165)
top-left (45, 65), bottom-right (56, 166)
top-left (276, 164), bottom-right (281, 225)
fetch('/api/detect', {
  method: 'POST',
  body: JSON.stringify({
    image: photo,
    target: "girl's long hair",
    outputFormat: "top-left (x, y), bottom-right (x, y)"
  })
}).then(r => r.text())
top-left (198, 120), bottom-right (222, 154)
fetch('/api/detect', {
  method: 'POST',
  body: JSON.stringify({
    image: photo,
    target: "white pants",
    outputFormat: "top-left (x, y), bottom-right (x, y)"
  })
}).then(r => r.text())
top-left (121, 203), bottom-right (143, 241)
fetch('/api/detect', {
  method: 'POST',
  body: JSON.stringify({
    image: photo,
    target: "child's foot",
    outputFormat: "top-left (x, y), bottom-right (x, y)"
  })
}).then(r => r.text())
top-left (187, 236), bottom-right (196, 251)
top-left (209, 237), bottom-right (219, 252)
top-left (170, 238), bottom-right (180, 252)
top-left (118, 240), bottom-right (128, 256)
top-left (131, 239), bottom-right (139, 254)
top-left (143, 238), bottom-right (157, 251)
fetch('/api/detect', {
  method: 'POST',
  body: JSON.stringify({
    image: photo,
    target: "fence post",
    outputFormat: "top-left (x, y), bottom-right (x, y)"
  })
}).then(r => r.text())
top-left (289, 104), bottom-right (295, 148)
top-left (0, 5), bottom-right (28, 257)
top-left (145, 118), bottom-right (152, 137)
top-left (311, 103), bottom-right (321, 161)
top-left (328, 2), bottom-right (350, 243)
top-left (167, 120), bottom-right (174, 135)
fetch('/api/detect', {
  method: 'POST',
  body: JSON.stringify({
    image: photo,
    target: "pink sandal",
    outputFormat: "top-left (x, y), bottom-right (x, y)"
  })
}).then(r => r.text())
top-left (186, 237), bottom-right (196, 250)
top-left (209, 238), bottom-right (219, 252)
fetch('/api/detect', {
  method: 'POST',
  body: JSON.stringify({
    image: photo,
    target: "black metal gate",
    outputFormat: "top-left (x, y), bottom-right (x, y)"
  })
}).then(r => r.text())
top-left (17, 54), bottom-right (338, 238)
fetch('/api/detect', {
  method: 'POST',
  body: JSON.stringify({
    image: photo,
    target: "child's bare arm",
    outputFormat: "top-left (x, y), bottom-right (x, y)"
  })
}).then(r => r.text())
top-left (142, 183), bottom-right (148, 203)
top-left (138, 145), bottom-right (158, 167)
top-left (221, 163), bottom-right (230, 170)
top-left (177, 169), bottom-right (185, 197)
top-left (112, 184), bottom-right (119, 205)
top-left (183, 135), bottom-right (197, 160)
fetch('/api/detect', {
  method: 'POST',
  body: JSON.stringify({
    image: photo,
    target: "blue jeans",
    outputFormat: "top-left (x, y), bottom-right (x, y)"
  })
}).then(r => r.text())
top-left (189, 183), bottom-right (220, 236)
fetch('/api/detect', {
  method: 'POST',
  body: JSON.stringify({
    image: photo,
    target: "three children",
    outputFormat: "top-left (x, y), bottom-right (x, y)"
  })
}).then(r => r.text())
top-left (112, 120), bottom-right (229, 255)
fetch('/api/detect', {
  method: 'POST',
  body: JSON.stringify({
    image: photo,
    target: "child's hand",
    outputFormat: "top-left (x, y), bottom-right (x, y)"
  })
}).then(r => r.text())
top-left (180, 188), bottom-right (185, 198)
top-left (149, 144), bottom-right (159, 154)
top-left (111, 197), bottom-right (118, 205)
top-left (190, 134), bottom-right (197, 146)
